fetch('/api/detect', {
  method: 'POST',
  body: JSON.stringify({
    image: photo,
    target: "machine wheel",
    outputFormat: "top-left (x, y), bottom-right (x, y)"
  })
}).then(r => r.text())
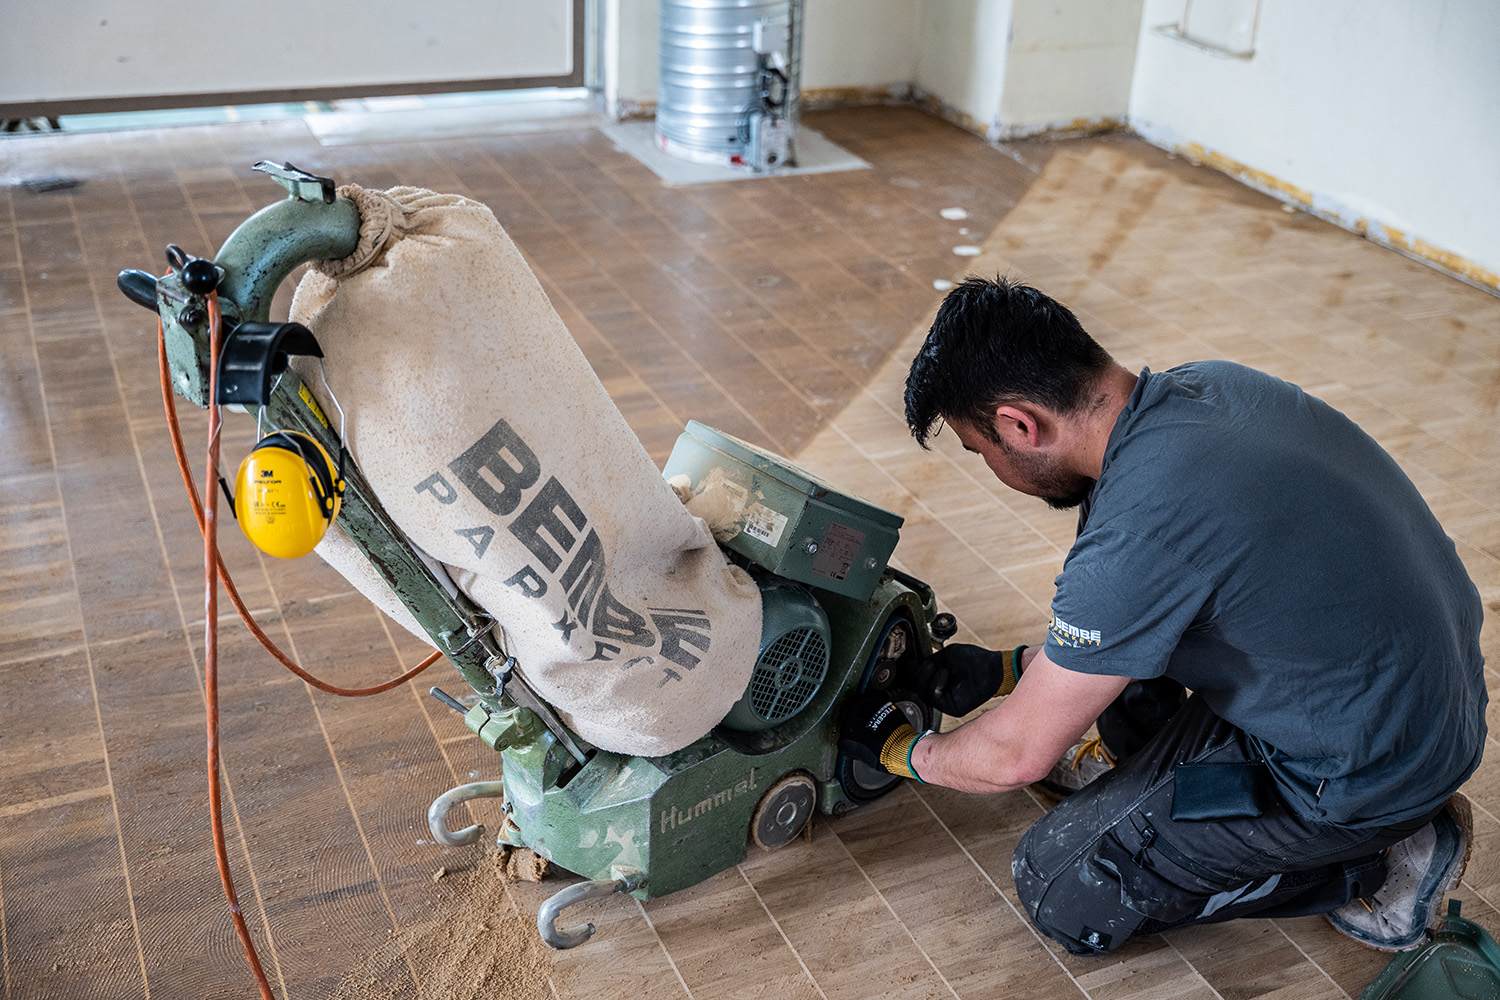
top-left (751, 772), bottom-right (816, 850)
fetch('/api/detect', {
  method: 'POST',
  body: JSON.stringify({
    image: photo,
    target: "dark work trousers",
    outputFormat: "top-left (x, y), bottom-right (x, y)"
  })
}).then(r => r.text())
top-left (1011, 681), bottom-right (1438, 956)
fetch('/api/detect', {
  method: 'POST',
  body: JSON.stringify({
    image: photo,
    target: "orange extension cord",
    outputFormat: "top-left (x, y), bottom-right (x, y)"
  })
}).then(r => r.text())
top-left (157, 325), bottom-right (442, 697)
top-left (163, 292), bottom-right (442, 999)
top-left (201, 292), bottom-right (277, 1000)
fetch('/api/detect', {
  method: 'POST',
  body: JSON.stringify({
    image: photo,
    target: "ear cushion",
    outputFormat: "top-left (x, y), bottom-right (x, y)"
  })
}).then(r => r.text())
top-left (253, 431), bottom-right (337, 519)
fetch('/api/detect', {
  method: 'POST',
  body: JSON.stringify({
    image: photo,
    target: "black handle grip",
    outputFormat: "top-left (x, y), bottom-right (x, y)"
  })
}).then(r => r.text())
top-left (116, 269), bottom-right (160, 313)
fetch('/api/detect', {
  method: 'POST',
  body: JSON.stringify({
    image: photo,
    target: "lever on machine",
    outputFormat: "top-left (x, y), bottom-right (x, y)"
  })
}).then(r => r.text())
top-left (117, 269), bottom-right (160, 312)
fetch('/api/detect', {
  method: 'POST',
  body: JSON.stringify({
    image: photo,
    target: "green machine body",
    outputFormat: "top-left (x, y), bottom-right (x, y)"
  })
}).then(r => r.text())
top-left (126, 164), bottom-right (957, 950)
top-left (497, 573), bottom-right (943, 901)
top-left (663, 421), bottom-right (903, 602)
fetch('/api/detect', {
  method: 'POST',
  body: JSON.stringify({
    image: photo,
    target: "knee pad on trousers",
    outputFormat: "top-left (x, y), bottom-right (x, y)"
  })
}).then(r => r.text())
top-left (1013, 827), bottom-right (1151, 955)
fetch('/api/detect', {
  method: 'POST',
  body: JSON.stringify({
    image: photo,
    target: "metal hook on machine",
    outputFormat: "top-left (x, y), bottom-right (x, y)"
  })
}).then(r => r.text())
top-left (426, 780), bottom-right (506, 847)
top-left (537, 869), bottom-right (646, 949)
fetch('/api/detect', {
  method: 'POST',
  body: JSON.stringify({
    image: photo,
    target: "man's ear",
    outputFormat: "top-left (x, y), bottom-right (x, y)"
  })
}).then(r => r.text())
top-left (994, 404), bottom-right (1042, 448)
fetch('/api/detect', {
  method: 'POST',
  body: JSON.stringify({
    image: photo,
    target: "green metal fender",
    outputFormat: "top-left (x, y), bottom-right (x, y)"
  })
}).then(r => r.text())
top-left (1360, 900), bottom-right (1500, 1000)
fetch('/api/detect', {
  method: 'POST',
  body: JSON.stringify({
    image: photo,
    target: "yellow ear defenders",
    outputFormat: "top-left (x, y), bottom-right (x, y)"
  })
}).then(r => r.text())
top-left (233, 431), bottom-right (344, 559)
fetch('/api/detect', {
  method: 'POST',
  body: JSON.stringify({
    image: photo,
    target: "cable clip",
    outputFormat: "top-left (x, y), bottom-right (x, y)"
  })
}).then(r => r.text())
top-left (486, 655), bottom-right (517, 698)
top-left (441, 613), bottom-right (498, 658)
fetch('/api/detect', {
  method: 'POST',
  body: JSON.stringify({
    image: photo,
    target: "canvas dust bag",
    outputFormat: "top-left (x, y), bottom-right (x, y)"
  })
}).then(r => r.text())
top-left (288, 186), bottom-right (762, 756)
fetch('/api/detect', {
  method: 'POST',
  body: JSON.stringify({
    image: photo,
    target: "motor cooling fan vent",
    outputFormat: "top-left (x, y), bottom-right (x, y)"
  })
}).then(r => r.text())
top-left (721, 579), bottom-right (831, 733)
top-left (747, 627), bottom-right (828, 723)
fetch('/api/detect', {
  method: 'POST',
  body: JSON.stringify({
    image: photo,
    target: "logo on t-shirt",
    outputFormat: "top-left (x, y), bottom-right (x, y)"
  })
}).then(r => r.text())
top-left (1049, 613), bottom-right (1102, 648)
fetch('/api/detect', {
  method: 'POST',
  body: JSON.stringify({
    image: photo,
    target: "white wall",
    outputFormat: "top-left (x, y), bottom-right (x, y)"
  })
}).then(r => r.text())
top-left (910, 0), bottom-right (1142, 139)
top-left (913, 0), bottom-right (1012, 134)
top-left (1130, 0), bottom-right (1500, 283)
top-left (998, 0), bottom-right (1143, 137)
top-left (603, 0), bottom-right (1138, 135)
top-left (603, 0), bottom-right (660, 114)
top-left (801, 0), bottom-right (921, 93)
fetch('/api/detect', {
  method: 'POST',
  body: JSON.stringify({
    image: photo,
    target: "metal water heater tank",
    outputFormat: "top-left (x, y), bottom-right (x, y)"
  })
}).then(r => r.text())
top-left (657, 0), bottom-right (803, 171)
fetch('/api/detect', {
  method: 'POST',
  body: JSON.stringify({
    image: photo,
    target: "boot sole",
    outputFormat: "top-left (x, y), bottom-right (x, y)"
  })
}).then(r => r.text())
top-left (1326, 793), bottom-right (1473, 953)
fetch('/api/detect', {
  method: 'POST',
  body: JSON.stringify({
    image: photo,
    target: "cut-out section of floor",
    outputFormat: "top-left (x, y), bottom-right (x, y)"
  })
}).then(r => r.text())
top-left (602, 119), bottom-right (869, 186)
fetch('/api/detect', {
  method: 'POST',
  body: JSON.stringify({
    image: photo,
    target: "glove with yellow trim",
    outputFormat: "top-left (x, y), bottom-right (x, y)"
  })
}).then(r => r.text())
top-left (914, 643), bottom-right (1027, 718)
top-left (839, 691), bottom-right (931, 782)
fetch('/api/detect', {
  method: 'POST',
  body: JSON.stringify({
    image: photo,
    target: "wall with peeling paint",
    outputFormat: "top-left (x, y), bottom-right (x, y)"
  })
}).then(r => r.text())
top-left (996, 0), bottom-right (1143, 138)
top-left (603, 0), bottom-right (1143, 140)
top-left (1129, 0), bottom-right (1500, 286)
top-left (910, 0), bottom-right (1144, 139)
top-left (802, 0), bottom-right (921, 93)
top-left (911, 1), bottom-right (1012, 135)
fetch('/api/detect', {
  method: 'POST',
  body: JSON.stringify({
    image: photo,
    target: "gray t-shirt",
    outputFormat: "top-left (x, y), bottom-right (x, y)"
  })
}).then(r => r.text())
top-left (1047, 362), bottom-right (1486, 826)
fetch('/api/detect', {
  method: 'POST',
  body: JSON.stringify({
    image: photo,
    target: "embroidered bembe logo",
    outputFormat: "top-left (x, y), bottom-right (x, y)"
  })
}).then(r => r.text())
top-left (1049, 613), bottom-right (1102, 647)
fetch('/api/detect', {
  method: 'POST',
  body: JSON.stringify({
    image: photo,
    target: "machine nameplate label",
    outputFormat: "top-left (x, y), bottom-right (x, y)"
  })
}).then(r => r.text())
top-left (810, 522), bottom-right (865, 582)
top-left (660, 768), bottom-right (757, 834)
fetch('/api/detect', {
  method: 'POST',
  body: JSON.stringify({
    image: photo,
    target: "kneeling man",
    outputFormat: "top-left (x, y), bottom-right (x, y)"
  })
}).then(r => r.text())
top-left (843, 277), bottom-right (1485, 955)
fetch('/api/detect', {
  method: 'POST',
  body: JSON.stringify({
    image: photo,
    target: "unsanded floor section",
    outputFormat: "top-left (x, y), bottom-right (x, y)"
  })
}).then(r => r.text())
top-left (2, 107), bottom-right (1499, 1000)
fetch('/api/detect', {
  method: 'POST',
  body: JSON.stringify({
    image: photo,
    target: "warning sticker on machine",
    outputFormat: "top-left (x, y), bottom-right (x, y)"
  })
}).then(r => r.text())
top-left (298, 382), bottom-right (329, 428)
top-left (811, 522), bottom-right (866, 581)
top-left (742, 504), bottom-right (788, 547)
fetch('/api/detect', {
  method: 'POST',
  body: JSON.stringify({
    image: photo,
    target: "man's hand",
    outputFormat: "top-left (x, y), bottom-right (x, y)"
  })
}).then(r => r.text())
top-left (914, 643), bottom-right (1027, 717)
top-left (838, 691), bottom-right (928, 781)
top-left (906, 648), bottom-right (1130, 794)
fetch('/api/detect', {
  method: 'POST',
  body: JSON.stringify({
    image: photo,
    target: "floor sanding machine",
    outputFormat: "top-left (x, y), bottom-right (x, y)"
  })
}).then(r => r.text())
top-left (118, 163), bottom-right (956, 950)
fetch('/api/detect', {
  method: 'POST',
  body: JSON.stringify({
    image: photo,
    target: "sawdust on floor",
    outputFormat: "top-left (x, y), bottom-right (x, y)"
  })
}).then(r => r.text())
top-left (330, 848), bottom-right (552, 1000)
top-left (495, 844), bottom-right (550, 883)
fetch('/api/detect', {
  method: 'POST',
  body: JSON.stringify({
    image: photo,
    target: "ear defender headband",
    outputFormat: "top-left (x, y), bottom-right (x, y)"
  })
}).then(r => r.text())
top-left (233, 430), bottom-right (345, 559)
top-left (212, 321), bottom-right (348, 559)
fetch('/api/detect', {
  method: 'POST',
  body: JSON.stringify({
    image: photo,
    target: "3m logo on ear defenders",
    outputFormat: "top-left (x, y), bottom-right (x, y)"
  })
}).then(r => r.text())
top-left (234, 431), bottom-right (344, 559)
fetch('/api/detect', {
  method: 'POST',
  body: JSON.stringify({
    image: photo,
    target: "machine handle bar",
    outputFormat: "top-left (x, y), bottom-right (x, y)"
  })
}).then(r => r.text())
top-left (537, 871), bottom-right (646, 949)
top-left (426, 780), bottom-right (505, 848)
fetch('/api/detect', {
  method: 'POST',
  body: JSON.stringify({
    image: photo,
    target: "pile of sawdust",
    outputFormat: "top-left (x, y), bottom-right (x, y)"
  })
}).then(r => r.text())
top-left (330, 849), bottom-right (552, 1000)
top-left (494, 845), bottom-right (550, 883)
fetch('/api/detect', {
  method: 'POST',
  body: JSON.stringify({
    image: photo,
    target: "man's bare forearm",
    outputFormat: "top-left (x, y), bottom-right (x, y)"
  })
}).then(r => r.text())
top-left (909, 649), bottom-right (1130, 794)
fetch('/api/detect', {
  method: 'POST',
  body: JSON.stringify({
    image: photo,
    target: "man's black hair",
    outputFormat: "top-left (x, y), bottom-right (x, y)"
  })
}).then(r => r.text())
top-left (904, 275), bottom-right (1116, 448)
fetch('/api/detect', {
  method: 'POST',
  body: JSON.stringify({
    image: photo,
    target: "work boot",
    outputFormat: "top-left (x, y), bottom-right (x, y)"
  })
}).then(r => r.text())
top-left (1326, 794), bottom-right (1473, 952)
top-left (1033, 736), bottom-right (1117, 800)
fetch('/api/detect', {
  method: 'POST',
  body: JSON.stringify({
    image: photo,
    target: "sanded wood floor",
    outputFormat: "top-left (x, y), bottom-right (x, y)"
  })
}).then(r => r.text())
top-left (2, 105), bottom-right (1498, 999)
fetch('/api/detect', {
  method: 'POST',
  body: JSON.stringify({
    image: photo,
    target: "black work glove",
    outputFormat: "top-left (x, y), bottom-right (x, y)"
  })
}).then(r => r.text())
top-left (838, 691), bottom-right (929, 781)
top-left (914, 643), bottom-right (1027, 717)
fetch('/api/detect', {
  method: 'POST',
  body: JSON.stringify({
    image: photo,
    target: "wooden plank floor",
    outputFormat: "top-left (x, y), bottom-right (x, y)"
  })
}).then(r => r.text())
top-left (2, 105), bottom-right (1498, 999)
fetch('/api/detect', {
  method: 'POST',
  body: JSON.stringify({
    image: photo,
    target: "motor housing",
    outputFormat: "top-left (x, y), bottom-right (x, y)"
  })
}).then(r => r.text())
top-left (720, 578), bottom-right (829, 732)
